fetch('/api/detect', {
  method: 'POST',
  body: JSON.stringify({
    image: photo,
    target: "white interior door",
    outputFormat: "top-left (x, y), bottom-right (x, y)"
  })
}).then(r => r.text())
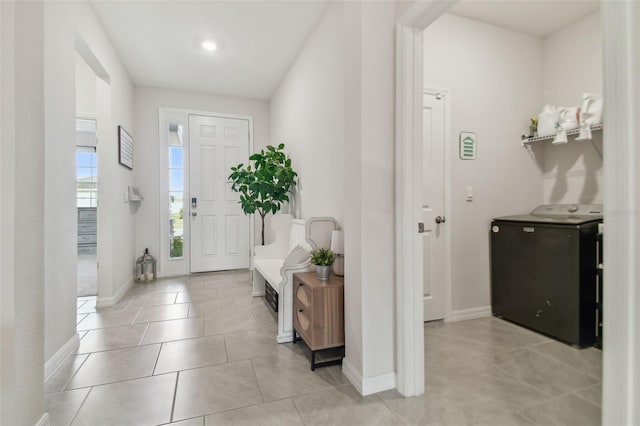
top-left (189, 114), bottom-right (250, 273)
top-left (421, 92), bottom-right (447, 321)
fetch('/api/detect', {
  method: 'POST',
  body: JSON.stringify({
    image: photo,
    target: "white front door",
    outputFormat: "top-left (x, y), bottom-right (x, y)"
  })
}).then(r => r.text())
top-left (421, 92), bottom-right (447, 321)
top-left (189, 114), bottom-right (250, 273)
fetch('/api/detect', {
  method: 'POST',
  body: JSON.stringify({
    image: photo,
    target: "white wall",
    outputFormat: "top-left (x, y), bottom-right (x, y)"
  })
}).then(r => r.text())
top-left (269, 3), bottom-right (344, 224)
top-left (44, 1), bottom-right (135, 362)
top-left (270, 1), bottom-right (396, 394)
top-left (0, 3), bottom-right (16, 421)
top-left (541, 11), bottom-right (603, 204)
top-left (343, 0), bottom-right (364, 389)
top-left (542, 12), bottom-right (602, 107)
top-left (134, 86), bottom-right (269, 274)
top-left (342, 0), bottom-right (397, 394)
top-left (1, 1), bottom-right (46, 423)
top-left (423, 14), bottom-right (545, 312)
top-left (76, 54), bottom-right (97, 117)
top-left (358, 0), bottom-right (396, 385)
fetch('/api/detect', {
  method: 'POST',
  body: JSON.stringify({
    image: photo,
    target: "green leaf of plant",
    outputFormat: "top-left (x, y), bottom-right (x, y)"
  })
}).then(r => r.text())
top-left (227, 143), bottom-right (297, 240)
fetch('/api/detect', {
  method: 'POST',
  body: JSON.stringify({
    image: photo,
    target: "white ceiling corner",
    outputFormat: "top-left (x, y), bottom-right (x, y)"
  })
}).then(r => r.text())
top-left (448, 0), bottom-right (600, 38)
top-left (89, 0), bottom-right (331, 101)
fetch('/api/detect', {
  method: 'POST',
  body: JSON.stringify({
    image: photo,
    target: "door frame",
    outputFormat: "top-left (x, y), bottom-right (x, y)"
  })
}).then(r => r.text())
top-left (394, 1), bottom-right (456, 396)
top-left (422, 87), bottom-right (453, 325)
top-left (158, 107), bottom-right (254, 277)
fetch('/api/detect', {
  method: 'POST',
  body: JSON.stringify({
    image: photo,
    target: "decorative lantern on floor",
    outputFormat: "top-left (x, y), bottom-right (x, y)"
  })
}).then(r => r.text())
top-left (136, 248), bottom-right (157, 282)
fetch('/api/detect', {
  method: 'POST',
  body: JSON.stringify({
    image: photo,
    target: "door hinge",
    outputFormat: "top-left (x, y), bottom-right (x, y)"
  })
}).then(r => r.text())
top-left (435, 93), bottom-right (443, 100)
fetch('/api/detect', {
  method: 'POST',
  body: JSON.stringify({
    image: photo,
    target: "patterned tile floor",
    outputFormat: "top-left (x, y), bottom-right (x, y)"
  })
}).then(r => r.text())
top-left (47, 270), bottom-right (602, 425)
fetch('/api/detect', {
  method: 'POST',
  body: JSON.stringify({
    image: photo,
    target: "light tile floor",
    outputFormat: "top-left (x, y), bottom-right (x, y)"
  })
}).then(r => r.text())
top-left (49, 271), bottom-right (602, 425)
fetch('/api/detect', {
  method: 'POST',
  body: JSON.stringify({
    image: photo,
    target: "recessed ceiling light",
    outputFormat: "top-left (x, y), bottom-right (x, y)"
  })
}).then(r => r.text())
top-left (201, 41), bottom-right (217, 52)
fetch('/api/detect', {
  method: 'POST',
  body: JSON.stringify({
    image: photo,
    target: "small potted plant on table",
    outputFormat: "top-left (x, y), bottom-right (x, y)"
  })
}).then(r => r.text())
top-left (310, 247), bottom-right (336, 281)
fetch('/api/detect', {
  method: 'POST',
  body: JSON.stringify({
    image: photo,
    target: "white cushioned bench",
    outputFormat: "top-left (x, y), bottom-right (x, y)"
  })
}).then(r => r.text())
top-left (253, 214), bottom-right (338, 343)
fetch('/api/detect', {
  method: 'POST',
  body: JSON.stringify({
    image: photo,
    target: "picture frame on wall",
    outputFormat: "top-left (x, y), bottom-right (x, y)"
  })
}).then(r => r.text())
top-left (118, 125), bottom-right (134, 170)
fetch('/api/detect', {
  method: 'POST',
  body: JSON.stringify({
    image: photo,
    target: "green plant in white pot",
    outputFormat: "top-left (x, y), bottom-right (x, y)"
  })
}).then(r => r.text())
top-left (310, 247), bottom-right (335, 281)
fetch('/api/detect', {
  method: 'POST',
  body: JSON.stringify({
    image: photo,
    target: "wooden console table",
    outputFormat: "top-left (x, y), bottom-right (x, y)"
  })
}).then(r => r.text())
top-left (292, 272), bottom-right (344, 370)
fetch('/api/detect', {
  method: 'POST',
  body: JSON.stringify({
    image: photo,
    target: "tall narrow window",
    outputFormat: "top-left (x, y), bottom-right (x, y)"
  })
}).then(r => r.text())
top-left (169, 124), bottom-right (184, 258)
top-left (76, 118), bottom-right (98, 207)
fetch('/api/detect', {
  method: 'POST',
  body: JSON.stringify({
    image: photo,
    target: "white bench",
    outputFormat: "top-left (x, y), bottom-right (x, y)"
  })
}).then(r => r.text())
top-left (253, 214), bottom-right (338, 343)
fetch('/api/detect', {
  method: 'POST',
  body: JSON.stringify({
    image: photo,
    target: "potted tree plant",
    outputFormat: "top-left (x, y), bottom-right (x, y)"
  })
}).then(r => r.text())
top-left (310, 247), bottom-right (336, 281)
top-left (228, 143), bottom-right (297, 245)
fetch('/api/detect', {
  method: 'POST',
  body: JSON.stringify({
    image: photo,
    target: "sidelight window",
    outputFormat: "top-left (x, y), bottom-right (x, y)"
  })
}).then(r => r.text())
top-left (168, 124), bottom-right (184, 258)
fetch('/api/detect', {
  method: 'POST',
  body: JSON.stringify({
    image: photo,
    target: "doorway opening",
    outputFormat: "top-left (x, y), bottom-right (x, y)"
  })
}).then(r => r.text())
top-left (75, 50), bottom-right (100, 301)
top-left (420, 90), bottom-right (450, 324)
top-left (76, 118), bottom-right (98, 297)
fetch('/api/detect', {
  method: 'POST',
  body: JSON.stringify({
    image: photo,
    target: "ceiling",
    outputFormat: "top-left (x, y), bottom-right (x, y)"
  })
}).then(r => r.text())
top-left (90, 1), bottom-right (331, 100)
top-left (449, 0), bottom-right (600, 38)
top-left (89, 1), bottom-right (598, 101)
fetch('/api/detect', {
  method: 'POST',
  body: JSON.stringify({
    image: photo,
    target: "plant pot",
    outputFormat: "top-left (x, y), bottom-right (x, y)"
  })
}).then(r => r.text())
top-left (315, 265), bottom-right (331, 281)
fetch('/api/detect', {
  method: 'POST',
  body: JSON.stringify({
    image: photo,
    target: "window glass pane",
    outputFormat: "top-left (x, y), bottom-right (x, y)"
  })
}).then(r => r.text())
top-left (169, 169), bottom-right (183, 192)
top-left (169, 191), bottom-right (184, 259)
top-left (77, 168), bottom-right (93, 180)
top-left (169, 146), bottom-right (183, 169)
top-left (76, 146), bottom-right (97, 208)
top-left (170, 192), bottom-right (183, 215)
top-left (170, 236), bottom-right (183, 258)
top-left (168, 127), bottom-right (184, 259)
top-left (77, 152), bottom-right (93, 167)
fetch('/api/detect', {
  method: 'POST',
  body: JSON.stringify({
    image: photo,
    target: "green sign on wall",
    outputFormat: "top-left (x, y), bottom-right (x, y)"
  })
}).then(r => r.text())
top-left (459, 132), bottom-right (477, 160)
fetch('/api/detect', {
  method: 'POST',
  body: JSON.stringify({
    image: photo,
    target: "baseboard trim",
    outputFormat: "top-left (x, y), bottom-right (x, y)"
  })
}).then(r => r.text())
top-left (44, 333), bottom-right (79, 382)
top-left (276, 332), bottom-right (293, 343)
top-left (450, 305), bottom-right (492, 322)
top-left (362, 372), bottom-right (396, 395)
top-left (35, 412), bottom-right (51, 426)
top-left (341, 358), bottom-right (363, 394)
top-left (341, 358), bottom-right (396, 396)
top-left (96, 278), bottom-right (133, 308)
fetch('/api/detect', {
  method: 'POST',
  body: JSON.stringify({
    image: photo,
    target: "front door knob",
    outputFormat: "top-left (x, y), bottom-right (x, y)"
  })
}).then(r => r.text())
top-left (435, 216), bottom-right (446, 224)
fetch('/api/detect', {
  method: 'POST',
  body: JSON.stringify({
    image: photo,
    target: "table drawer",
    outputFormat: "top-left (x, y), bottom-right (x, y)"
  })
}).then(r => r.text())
top-left (78, 208), bottom-right (97, 221)
top-left (78, 234), bottom-right (97, 244)
top-left (78, 245), bottom-right (97, 255)
top-left (78, 222), bottom-right (97, 234)
top-left (295, 281), bottom-right (312, 309)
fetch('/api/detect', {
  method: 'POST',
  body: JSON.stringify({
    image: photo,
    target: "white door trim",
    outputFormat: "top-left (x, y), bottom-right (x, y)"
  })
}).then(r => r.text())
top-left (601, 2), bottom-right (640, 424)
top-left (158, 107), bottom-right (254, 278)
top-left (395, 23), bottom-right (424, 398)
top-left (395, 1), bottom-right (457, 397)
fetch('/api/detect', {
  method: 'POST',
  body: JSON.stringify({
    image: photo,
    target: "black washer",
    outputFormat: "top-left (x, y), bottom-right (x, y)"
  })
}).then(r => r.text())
top-left (490, 204), bottom-right (602, 347)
